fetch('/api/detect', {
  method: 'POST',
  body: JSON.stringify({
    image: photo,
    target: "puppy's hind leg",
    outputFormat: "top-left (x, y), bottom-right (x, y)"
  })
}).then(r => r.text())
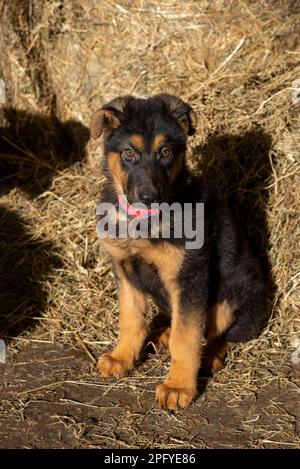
top-left (149, 301), bottom-right (171, 349)
top-left (203, 300), bottom-right (235, 374)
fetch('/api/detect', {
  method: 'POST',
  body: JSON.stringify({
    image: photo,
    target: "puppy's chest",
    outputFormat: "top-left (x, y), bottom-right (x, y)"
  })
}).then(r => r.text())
top-left (102, 237), bottom-right (185, 286)
top-left (102, 236), bottom-right (154, 260)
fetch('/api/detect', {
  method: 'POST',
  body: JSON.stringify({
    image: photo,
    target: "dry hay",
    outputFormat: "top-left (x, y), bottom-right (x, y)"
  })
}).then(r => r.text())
top-left (0, 0), bottom-right (299, 448)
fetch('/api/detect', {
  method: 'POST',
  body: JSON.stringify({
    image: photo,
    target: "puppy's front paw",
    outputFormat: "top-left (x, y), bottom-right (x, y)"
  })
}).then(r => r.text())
top-left (156, 383), bottom-right (196, 410)
top-left (97, 352), bottom-right (132, 378)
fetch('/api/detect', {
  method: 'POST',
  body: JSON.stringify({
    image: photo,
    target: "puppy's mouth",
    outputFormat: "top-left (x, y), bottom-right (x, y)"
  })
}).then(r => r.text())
top-left (118, 193), bottom-right (160, 219)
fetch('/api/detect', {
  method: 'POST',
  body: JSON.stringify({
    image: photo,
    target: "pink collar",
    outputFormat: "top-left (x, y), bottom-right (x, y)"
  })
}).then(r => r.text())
top-left (118, 193), bottom-right (160, 219)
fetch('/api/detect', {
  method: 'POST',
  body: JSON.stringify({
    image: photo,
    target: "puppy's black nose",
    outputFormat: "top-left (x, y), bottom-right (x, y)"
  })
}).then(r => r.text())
top-left (137, 190), bottom-right (158, 206)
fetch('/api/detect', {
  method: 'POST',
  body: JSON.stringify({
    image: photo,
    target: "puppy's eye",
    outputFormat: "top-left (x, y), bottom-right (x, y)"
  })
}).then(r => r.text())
top-left (122, 148), bottom-right (136, 160)
top-left (160, 148), bottom-right (172, 161)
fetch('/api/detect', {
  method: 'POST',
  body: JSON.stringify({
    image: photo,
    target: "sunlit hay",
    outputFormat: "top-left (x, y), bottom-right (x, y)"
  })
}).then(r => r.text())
top-left (0, 0), bottom-right (299, 448)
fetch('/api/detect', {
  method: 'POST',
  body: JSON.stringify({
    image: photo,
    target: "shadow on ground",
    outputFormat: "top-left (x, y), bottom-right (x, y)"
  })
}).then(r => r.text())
top-left (0, 206), bottom-right (61, 339)
top-left (0, 107), bottom-right (90, 339)
top-left (0, 107), bottom-right (90, 197)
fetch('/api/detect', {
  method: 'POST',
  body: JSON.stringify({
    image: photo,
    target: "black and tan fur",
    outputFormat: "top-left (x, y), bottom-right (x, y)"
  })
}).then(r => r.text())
top-left (91, 94), bottom-right (268, 410)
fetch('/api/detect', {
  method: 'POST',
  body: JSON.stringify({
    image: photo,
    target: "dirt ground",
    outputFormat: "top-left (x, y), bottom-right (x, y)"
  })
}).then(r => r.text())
top-left (1, 343), bottom-right (300, 448)
top-left (0, 0), bottom-right (300, 449)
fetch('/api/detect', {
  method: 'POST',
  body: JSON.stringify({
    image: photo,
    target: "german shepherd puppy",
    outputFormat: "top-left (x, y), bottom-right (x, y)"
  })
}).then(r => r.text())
top-left (91, 94), bottom-right (268, 410)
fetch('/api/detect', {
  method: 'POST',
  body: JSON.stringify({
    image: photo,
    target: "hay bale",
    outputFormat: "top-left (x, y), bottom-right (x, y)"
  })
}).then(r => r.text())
top-left (0, 0), bottom-right (299, 448)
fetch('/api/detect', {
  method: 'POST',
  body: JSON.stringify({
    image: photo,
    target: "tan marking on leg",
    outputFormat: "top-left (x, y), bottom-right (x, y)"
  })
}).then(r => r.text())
top-left (157, 326), bottom-right (171, 348)
top-left (139, 243), bottom-right (202, 410)
top-left (97, 261), bottom-right (147, 378)
top-left (130, 134), bottom-right (145, 151)
top-left (156, 314), bottom-right (203, 410)
top-left (209, 300), bottom-right (235, 338)
top-left (107, 151), bottom-right (127, 194)
top-left (152, 133), bottom-right (166, 152)
top-left (203, 337), bottom-right (232, 374)
top-left (203, 300), bottom-right (235, 375)
top-left (150, 326), bottom-right (171, 349)
top-left (210, 341), bottom-right (232, 372)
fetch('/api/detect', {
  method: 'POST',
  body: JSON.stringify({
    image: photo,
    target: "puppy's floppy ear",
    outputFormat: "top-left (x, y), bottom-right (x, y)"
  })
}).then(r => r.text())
top-left (90, 96), bottom-right (131, 139)
top-left (158, 94), bottom-right (197, 136)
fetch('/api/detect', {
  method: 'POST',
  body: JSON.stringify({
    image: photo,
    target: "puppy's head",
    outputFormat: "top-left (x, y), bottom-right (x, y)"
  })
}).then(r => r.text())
top-left (91, 94), bottom-right (196, 205)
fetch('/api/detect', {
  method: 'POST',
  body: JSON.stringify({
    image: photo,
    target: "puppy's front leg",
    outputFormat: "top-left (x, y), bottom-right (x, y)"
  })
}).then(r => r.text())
top-left (156, 288), bottom-right (203, 410)
top-left (97, 261), bottom-right (147, 378)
